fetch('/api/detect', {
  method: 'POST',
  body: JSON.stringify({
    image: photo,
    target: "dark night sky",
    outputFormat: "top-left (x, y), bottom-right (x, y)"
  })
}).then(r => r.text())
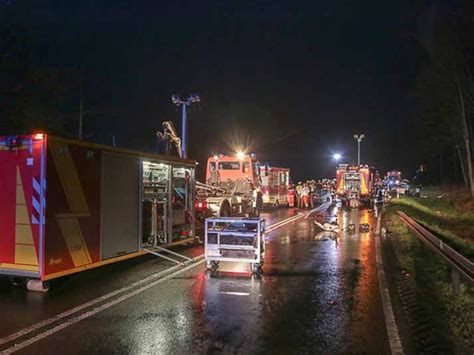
top-left (1, 0), bottom-right (432, 180)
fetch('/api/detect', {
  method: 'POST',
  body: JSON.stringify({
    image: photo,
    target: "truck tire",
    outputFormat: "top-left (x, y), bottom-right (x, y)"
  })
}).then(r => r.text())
top-left (26, 279), bottom-right (50, 292)
top-left (219, 201), bottom-right (231, 217)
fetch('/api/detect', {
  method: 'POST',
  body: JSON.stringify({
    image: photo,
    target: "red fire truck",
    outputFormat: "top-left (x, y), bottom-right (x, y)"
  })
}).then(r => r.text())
top-left (336, 164), bottom-right (375, 205)
top-left (259, 166), bottom-right (290, 207)
top-left (195, 153), bottom-right (262, 217)
top-left (0, 134), bottom-right (196, 291)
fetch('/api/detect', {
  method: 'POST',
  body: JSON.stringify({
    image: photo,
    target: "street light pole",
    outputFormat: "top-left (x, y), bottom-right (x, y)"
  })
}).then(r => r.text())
top-left (171, 93), bottom-right (200, 159)
top-left (353, 134), bottom-right (365, 165)
top-left (181, 104), bottom-right (187, 158)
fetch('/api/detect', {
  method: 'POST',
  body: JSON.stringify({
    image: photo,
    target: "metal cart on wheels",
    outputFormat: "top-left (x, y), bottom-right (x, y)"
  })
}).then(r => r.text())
top-left (204, 217), bottom-right (265, 274)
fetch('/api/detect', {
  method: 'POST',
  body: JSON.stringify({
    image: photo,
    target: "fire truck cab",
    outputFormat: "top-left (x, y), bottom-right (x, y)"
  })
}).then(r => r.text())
top-left (336, 164), bottom-right (375, 205)
top-left (199, 153), bottom-right (262, 217)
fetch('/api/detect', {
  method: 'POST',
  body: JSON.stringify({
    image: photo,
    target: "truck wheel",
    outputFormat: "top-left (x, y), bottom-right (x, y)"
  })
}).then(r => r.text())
top-left (26, 279), bottom-right (50, 292)
top-left (219, 201), bottom-right (231, 217)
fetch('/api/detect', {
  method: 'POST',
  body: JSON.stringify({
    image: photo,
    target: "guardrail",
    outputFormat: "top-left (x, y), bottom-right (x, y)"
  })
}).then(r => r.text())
top-left (397, 211), bottom-right (474, 292)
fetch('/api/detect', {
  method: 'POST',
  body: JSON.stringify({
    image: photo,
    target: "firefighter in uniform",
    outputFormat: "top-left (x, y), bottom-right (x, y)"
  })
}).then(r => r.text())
top-left (296, 182), bottom-right (303, 208)
top-left (287, 184), bottom-right (296, 207)
top-left (252, 184), bottom-right (263, 217)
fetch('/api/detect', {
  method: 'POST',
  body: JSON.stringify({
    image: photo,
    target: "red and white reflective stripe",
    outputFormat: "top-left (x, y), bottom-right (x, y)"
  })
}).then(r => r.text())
top-left (31, 177), bottom-right (45, 225)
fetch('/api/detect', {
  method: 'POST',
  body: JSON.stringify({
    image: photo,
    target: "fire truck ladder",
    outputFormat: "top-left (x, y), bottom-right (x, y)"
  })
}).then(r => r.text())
top-left (143, 245), bottom-right (192, 265)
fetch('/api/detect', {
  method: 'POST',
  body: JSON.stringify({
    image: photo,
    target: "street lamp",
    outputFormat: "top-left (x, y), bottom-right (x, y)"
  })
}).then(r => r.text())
top-left (353, 134), bottom-right (365, 165)
top-left (333, 153), bottom-right (342, 162)
top-left (172, 93), bottom-right (200, 159)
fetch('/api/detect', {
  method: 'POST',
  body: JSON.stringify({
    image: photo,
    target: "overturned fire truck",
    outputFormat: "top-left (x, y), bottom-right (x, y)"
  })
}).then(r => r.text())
top-left (0, 134), bottom-right (196, 291)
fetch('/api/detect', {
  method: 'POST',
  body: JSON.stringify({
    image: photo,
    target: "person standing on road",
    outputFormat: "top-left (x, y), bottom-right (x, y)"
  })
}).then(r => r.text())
top-left (296, 182), bottom-right (303, 208)
top-left (251, 184), bottom-right (263, 216)
top-left (287, 184), bottom-right (296, 207)
top-left (302, 183), bottom-right (310, 208)
top-left (308, 181), bottom-right (315, 209)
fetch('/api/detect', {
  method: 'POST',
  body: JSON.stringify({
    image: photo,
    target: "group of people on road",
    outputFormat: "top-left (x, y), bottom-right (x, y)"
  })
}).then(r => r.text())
top-left (287, 180), bottom-right (318, 209)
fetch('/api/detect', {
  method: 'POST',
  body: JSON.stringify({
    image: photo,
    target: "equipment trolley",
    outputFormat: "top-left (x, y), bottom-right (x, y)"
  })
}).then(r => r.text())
top-left (204, 217), bottom-right (265, 273)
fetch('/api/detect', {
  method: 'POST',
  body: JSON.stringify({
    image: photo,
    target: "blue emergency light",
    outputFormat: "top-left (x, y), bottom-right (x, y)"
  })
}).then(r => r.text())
top-left (5, 135), bottom-right (21, 149)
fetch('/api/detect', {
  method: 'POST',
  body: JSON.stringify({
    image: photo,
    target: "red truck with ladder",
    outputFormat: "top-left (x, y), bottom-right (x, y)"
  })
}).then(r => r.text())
top-left (0, 134), bottom-right (196, 291)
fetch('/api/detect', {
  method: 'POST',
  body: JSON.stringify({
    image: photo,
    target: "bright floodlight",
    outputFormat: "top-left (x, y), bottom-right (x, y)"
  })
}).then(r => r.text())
top-left (236, 151), bottom-right (245, 160)
top-left (333, 153), bottom-right (342, 161)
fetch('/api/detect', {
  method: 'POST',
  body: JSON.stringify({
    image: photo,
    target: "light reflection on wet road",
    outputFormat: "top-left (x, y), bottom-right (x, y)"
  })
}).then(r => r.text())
top-left (3, 206), bottom-right (390, 354)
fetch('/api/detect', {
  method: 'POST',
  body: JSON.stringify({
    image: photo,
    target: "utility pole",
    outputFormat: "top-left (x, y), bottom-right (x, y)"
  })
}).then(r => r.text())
top-left (353, 134), bottom-right (365, 165)
top-left (171, 93), bottom-right (200, 159)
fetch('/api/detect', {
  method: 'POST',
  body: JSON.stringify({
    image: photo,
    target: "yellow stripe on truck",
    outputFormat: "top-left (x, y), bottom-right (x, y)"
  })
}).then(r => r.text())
top-left (56, 217), bottom-right (92, 267)
top-left (14, 167), bottom-right (39, 268)
top-left (49, 143), bottom-right (89, 213)
top-left (49, 142), bottom-right (92, 267)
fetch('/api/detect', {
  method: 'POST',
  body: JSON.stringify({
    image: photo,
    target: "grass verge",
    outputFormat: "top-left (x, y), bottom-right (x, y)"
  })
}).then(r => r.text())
top-left (385, 208), bottom-right (474, 353)
top-left (389, 194), bottom-right (474, 261)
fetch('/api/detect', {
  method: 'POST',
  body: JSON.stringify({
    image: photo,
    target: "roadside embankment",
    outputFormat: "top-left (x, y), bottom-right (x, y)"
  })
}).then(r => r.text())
top-left (389, 186), bottom-right (474, 260)
top-left (384, 191), bottom-right (474, 353)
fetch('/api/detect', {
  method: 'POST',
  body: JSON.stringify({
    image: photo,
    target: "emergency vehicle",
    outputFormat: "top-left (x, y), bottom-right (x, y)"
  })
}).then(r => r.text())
top-left (259, 166), bottom-right (290, 207)
top-left (0, 134), bottom-right (196, 291)
top-left (385, 170), bottom-right (401, 190)
top-left (195, 153), bottom-right (263, 218)
top-left (335, 164), bottom-right (375, 205)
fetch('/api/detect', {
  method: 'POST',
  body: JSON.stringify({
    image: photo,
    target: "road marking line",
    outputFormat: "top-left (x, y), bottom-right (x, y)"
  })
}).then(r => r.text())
top-left (219, 291), bottom-right (250, 296)
top-left (266, 215), bottom-right (301, 232)
top-left (266, 203), bottom-right (328, 233)
top-left (375, 213), bottom-right (404, 355)
top-left (1, 259), bottom-right (206, 354)
top-left (0, 211), bottom-right (309, 347)
top-left (0, 256), bottom-right (203, 347)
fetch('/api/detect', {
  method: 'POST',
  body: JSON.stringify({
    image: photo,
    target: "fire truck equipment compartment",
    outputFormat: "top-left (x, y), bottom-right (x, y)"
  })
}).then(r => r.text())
top-left (0, 134), bottom-right (196, 285)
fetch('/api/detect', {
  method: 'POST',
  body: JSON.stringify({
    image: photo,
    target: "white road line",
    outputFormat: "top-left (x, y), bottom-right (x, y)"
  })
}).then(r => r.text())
top-left (375, 213), bottom-right (404, 355)
top-left (0, 256), bottom-right (203, 347)
top-left (219, 291), bottom-right (250, 296)
top-left (2, 259), bottom-right (206, 354)
top-left (0, 209), bottom-right (327, 353)
top-left (266, 215), bottom-right (302, 232)
top-left (267, 204), bottom-right (326, 233)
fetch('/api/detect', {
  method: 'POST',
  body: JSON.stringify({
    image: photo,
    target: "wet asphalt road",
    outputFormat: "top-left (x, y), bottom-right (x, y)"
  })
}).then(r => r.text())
top-left (0, 205), bottom-right (390, 354)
